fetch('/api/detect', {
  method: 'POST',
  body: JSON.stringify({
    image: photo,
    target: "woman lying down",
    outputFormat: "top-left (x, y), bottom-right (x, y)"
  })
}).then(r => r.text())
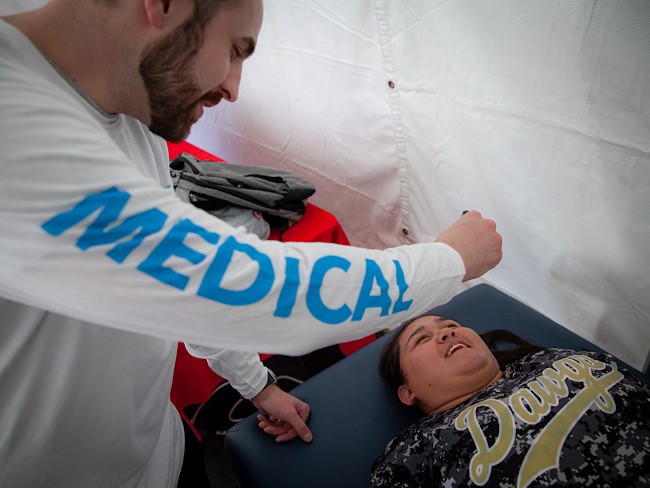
top-left (371, 315), bottom-right (650, 487)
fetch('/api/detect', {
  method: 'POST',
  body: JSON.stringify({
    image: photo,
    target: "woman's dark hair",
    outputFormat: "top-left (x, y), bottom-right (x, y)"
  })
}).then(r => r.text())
top-left (377, 316), bottom-right (544, 396)
top-left (377, 320), bottom-right (411, 396)
top-left (480, 329), bottom-right (544, 369)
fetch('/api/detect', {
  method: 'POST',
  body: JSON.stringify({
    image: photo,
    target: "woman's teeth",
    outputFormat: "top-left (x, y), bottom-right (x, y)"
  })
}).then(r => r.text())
top-left (446, 344), bottom-right (466, 357)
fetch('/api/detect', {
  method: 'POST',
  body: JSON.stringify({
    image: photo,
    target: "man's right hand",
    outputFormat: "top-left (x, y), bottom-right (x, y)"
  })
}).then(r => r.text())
top-left (435, 210), bottom-right (503, 282)
top-left (252, 384), bottom-right (313, 443)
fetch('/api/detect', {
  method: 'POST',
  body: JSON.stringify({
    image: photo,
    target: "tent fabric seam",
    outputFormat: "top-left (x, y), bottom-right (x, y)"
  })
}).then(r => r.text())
top-left (374, 0), bottom-right (413, 243)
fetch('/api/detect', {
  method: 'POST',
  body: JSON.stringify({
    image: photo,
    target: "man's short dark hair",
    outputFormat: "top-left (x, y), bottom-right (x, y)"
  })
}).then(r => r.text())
top-left (191, 0), bottom-right (244, 31)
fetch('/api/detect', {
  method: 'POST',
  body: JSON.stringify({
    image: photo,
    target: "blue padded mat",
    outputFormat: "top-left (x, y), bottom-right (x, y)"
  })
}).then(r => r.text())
top-left (224, 284), bottom-right (648, 488)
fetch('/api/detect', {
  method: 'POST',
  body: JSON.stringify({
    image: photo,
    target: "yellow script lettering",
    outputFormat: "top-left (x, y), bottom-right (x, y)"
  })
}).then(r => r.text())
top-left (517, 366), bottom-right (623, 488)
top-left (454, 354), bottom-right (622, 488)
top-left (455, 399), bottom-right (515, 486)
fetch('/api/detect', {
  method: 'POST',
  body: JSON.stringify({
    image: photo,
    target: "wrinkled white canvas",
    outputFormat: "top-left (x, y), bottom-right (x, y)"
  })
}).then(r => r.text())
top-left (3, 0), bottom-right (647, 371)
top-left (189, 0), bottom-right (650, 371)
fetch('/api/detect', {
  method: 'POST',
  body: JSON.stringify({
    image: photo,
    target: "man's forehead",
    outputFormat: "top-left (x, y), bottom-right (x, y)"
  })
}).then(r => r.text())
top-left (214, 0), bottom-right (263, 39)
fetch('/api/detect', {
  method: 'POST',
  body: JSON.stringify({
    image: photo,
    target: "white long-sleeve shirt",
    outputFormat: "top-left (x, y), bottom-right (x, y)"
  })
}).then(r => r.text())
top-left (0, 19), bottom-right (465, 488)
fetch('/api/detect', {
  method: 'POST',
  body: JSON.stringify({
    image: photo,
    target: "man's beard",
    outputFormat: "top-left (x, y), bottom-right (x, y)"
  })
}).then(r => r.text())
top-left (139, 21), bottom-right (220, 142)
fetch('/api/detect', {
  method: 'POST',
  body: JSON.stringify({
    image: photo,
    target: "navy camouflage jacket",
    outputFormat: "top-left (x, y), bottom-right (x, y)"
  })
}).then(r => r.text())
top-left (371, 349), bottom-right (650, 487)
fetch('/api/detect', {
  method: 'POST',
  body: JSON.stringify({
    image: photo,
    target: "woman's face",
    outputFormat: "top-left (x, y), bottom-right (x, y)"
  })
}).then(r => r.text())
top-left (397, 316), bottom-right (502, 413)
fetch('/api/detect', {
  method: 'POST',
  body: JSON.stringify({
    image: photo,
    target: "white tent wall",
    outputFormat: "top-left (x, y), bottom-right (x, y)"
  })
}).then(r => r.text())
top-left (189, 0), bottom-right (650, 371)
top-left (191, 0), bottom-right (408, 250)
top-left (2, 1), bottom-right (648, 371)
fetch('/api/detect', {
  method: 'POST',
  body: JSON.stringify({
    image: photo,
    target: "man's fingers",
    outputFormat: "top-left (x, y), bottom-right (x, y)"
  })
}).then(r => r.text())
top-left (263, 424), bottom-right (290, 436)
top-left (275, 429), bottom-right (299, 442)
top-left (436, 209), bottom-right (502, 281)
top-left (257, 412), bottom-right (312, 442)
top-left (283, 410), bottom-right (313, 442)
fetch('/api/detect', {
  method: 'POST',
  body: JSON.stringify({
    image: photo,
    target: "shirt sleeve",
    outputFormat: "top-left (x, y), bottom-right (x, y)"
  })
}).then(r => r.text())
top-left (183, 344), bottom-right (269, 399)
top-left (0, 70), bottom-right (465, 356)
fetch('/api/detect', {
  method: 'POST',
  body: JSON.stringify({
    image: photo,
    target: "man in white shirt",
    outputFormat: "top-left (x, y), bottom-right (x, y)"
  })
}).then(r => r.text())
top-left (0, 0), bottom-right (502, 486)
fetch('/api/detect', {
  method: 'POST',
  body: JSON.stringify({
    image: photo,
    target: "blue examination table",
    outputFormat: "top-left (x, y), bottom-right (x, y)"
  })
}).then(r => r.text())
top-left (224, 284), bottom-right (648, 488)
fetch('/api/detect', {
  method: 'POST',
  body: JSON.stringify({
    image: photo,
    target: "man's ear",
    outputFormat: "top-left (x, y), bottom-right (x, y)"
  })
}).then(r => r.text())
top-left (397, 384), bottom-right (418, 406)
top-left (143, 0), bottom-right (171, 29)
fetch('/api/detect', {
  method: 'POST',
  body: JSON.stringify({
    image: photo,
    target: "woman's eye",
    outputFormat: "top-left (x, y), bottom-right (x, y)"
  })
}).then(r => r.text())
top-left (415, 335), bottom-right (428, 345)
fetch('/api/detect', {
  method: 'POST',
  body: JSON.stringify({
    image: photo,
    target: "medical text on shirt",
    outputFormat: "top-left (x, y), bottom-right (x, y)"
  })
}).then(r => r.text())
top-left (41, 186), bottom-right (414, 324)
top-left (454, 354), bottom-right (623, 488)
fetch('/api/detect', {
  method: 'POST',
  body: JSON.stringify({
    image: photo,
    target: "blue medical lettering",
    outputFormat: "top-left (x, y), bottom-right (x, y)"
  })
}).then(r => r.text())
top-left (42, 186), bottom-right (129, 237)
top-left (197, 236), bottom-right (274, 306)
top-left (391, 260), bottom-right (413, 314)
top-left (274, 257), bottom-right (300, 318)
top-left (85, 208), bottom-right (166, 263)
top-left (138, 219), bottom-right (220, 290)
top-left (352, 259), bottom-right (392, 320)
top-left (306, 255), bottom-right (352, 324)
top-left (42, 187), bottom-right (168, 263)
top-left (42, 187), bottom-right (416, 323)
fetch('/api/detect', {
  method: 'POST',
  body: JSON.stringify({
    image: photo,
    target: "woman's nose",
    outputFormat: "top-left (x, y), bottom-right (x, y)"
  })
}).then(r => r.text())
top-left (438, 328), bottom-right (456, 343)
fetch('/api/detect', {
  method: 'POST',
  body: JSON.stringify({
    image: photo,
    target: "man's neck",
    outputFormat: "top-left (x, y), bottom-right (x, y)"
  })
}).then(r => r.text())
top-left (3, 0), bottom-right (148, 120)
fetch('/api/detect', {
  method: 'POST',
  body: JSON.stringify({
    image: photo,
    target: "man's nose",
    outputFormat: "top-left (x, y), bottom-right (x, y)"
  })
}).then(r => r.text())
top-left (220, 63), bottom-right (242, 102)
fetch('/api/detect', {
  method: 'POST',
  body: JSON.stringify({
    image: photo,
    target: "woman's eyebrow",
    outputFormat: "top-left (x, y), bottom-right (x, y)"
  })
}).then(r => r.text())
top-left (405, 325), bottom-right (426, 348)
